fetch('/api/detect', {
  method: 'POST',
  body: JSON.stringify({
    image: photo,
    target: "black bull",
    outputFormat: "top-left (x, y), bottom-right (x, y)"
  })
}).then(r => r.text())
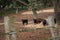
top-left (22, 19), bottom-right (28, 25)
top-left (22, 18), bottom-right (43, 25)
top-left (42, 18), bottom-right (56, 26)
top-left (22, 18), bottom-right (56, 25)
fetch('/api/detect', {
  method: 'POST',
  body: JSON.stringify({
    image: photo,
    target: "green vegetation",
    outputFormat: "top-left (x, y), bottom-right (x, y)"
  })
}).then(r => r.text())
top-left (0, 0), bottom-right (53, 17)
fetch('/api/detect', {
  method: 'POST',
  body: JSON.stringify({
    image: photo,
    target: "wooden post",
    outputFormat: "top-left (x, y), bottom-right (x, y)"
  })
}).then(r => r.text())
top-left (4, 16), bottom-right (10, 40)
top-left (4, 16), bottom-right (16, 40)
top-left (46, 16), bottom-right (58, 40)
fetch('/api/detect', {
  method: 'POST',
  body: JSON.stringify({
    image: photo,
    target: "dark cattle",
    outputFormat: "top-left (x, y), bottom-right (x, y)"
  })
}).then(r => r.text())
top-left (33, 18), bottom-right (42, 24)
top-left (54, 18), bottom-right (56, 24)
top-left (42, 19), bottom-right (48, 26)
top-left (22, 19), bottom-right (28, 25)
top-left (42, 18), bottom-right (56, 26)
top-left (33, 19), bottom-right (38, 24)
top-left (37, 18), bottom-right (43, 23)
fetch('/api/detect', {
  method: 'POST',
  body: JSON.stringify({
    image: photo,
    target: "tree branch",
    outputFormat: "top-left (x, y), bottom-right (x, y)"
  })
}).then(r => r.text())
top-left (16, 0), bottom-right (28, 6)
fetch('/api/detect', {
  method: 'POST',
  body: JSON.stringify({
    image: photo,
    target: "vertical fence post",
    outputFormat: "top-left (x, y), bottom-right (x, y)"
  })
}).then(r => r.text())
top-left (4, 16), bottom-right (10, 40)
top-left (4, 16), bottom-right (16, 40)
top-left (47, 16), bottom-right (58, 40)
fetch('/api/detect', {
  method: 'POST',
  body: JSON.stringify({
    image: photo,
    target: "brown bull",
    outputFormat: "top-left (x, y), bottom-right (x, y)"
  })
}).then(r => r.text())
top-left (33, 18), bottom-right (43, 24)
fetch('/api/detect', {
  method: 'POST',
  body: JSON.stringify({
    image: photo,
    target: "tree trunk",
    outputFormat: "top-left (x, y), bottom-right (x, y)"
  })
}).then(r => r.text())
top-left (28, 0), bottom-right (38, 19)
top-left (32, 9), bottom-right (38, 19)
top-left (28, 6), bottom-right (38, 19)
top-left (54, 0), bottom-right (60, 27)
top-left (16, 7), bottom-right (19, 14)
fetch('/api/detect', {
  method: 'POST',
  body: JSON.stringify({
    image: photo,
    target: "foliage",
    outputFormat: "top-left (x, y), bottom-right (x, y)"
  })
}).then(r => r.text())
top-left (0, 0), bottom-right (53, 17)
top-left (0, 0), bottom-right (12, 9)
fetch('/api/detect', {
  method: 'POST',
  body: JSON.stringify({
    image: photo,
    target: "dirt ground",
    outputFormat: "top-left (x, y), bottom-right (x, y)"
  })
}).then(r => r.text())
top-left (0, 8), bottom-right (55, 40)
top-left (16, 8), bottom-right (55, 40)
top-left (17, 29), bottom-right (51, 40)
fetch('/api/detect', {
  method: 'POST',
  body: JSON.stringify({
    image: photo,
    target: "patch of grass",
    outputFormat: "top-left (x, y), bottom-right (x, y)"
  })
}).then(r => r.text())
top-left (19, 28), bottom-right (36, 32)
top-left (29, 28), bottom-right (36, 32)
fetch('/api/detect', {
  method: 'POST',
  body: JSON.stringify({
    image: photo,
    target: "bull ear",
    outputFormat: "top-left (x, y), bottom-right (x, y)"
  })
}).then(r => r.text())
top-left (42, 19), bottom-right (47, 26)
